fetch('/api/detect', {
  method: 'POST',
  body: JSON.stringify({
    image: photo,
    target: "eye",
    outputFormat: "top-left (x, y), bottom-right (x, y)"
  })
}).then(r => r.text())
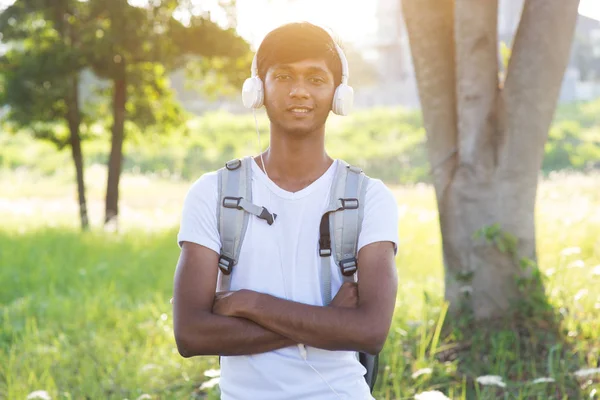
top-left (309, 76), bottom-right (326, 85)
top-left (275, 74), bottom-right (291, 81)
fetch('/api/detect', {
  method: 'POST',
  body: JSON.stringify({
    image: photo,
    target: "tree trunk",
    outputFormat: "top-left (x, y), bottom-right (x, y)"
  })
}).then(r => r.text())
top-left (105, 71), bottom-right (126, 230)
top-left (67, 73), bottom-right (89, 231)
top-left (403, 0), bottom-right (580, 319)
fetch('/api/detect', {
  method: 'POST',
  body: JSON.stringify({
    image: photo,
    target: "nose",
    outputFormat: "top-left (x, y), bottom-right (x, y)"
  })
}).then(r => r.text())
top-left (289, 81), bottom-right (310, 99)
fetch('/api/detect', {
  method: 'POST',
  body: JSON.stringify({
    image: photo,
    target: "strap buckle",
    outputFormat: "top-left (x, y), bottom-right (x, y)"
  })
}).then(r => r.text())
top-left (319, 236), bottom-right (331, 257)
top-left (319, 248), bottom-right (332, 257)
top-left (225, 159), bottom-right (242, 171)
top-left (223, 196), bottom-right (242, 209)
top-left (347, 165), bottom-right (363, 174)
top-left (339, 257), bottom-right (358, 276)
top-left (258, 207), bottom-right (277, 225)
top-left (340, 198), bottom-right (359, 210)
top-left (218, 255), bottom-right (235, 275)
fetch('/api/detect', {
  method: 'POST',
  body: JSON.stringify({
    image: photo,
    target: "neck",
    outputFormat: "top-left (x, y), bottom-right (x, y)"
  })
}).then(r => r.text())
top-left (257, 124), bottom-right (333, 189)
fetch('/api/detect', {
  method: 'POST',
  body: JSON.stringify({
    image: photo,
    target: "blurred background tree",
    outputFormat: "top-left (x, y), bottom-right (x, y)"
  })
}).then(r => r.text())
top-left (402, 0), bottom-right (581, 319)
top-left (0, 0), bottom-right (94, 230)
top-left (0, 0), bottom-right (251, 230)
top-left (85, 0), bottom-right (250, 229)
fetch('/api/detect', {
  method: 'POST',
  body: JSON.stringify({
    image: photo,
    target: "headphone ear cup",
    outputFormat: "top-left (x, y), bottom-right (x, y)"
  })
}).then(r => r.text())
top-left (242, 76), bottom-right (264, 109)
top-left (332, 84), bottom-right (354, 116)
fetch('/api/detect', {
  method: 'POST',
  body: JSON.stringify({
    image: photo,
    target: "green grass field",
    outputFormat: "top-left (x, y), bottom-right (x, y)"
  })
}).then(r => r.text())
top-left (1, 168), bottom-right (599, 399)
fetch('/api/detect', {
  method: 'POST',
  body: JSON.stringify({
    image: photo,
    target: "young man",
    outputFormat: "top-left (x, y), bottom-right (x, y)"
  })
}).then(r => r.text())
top-left (173, 22), bottom-right (399, 399)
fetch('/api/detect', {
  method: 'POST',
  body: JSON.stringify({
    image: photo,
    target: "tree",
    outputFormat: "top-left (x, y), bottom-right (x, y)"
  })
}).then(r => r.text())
top-left (0, 0), bottom-right (92, 230)
top-left (86, 0), bottom-right (250, 228)
top-left (402, 0), bottom-right (580, 318)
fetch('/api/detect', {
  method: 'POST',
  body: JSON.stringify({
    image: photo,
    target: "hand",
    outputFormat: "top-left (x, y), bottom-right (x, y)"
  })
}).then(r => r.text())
top-left (330, 282), bottom-right (359, 308)
top-left (212, 289), bottom-right (252, 317)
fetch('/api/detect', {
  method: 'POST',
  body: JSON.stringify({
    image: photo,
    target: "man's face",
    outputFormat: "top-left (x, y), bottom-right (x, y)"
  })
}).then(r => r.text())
top-left (263, 58), bottom-right (336, 137)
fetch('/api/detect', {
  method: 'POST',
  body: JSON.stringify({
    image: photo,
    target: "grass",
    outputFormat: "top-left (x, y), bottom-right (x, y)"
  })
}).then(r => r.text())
top-left (0, 168), bottom-right (599, 399)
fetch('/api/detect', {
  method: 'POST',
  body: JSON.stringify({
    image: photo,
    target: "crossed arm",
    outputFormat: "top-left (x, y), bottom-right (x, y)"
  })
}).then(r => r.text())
top-left (172, 241), bottom-right (397, 357)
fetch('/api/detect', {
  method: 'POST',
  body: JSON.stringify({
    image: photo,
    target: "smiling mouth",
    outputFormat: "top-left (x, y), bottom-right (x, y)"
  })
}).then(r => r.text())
top-left (287, 107), bottom-right (313, 117)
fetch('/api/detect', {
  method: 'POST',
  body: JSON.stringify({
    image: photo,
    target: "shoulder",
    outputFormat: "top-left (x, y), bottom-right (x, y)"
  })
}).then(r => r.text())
top-left (334, 160), bottom-right (396, 208)
top-left (185, 170), bottom-right (220, 199)
top-left (365, 177), bottom-right (396, 206)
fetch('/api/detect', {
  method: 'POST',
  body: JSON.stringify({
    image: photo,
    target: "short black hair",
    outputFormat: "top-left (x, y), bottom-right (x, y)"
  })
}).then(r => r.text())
top-left (256, 22), bottom-right (343, 87)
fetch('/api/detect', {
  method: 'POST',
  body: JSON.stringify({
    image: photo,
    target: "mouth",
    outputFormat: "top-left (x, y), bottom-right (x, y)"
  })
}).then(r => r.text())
top-left (287, 106), bottom-right (313, 116)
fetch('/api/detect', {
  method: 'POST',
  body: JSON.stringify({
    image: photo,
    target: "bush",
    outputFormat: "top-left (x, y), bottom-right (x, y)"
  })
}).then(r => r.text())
top-left (1, 100), bottom-right (599, 184)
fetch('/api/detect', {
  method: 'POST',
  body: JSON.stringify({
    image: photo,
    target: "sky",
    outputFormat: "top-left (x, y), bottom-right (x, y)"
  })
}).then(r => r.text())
top-left (579, 0), bottom-right (600, 21)
top-left (237, 0), bottom-right (600, 49)
top-left (235, 0), bottom-right (378, 49)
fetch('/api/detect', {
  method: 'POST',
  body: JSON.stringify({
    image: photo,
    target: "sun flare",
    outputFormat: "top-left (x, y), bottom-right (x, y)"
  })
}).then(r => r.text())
top-left (236, 0), bottom-right (378, 49)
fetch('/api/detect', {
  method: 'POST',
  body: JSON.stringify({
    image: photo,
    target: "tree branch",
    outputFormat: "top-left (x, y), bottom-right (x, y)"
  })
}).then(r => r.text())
top-left (502, 0), bottom-right (580, 177)
top-left (454, 0), bottom-right (499, 174)
top-left (402, 0), bottom-right (458, 199)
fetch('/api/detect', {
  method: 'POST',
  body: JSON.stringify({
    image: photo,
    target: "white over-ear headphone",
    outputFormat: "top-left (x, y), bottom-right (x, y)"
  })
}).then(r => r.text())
top-left (241, 30), bottom-right (354, 116)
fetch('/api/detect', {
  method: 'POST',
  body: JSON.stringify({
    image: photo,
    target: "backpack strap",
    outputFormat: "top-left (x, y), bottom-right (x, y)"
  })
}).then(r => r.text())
top-left (329, 161), bottom-right (376, 392)
top-left (318, 161), bottom-right (369, 305)
top-left (217, 157), bottom-right (276, 291)
top-left (334, 162), bottom-right (369, 280)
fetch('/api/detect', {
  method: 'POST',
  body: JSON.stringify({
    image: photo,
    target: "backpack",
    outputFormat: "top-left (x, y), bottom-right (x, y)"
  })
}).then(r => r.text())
top-left (215, 156), bottom-right (379, 392)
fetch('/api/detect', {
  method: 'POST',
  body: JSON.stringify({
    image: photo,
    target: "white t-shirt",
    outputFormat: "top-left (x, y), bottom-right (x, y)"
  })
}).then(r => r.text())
top-left (177, 159), bottom-right (399, 400)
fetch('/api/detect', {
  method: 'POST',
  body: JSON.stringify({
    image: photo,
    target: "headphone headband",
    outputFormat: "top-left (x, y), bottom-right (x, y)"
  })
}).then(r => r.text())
top-left (250, 33), bottom-right (349, 85)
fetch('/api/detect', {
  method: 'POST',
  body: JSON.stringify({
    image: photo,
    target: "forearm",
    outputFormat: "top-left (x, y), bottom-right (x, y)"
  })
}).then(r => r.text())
top-left (175, 311), bottom-right (295, 357)
top-left (238, 294), bottom-right (383, 354)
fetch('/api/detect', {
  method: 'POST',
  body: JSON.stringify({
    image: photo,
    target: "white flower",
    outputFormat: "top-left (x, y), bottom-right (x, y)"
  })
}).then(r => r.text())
top-left (567, 260), bottom-right (585, 269)
top-left (561, 247), bottom-right (581, 256)
top-left (27, 391), bottom-right (51, 400)
top-left (414, 390), bottom-right (450, 400)
top-left (411, 368), bottom-right (433, 379)
top-left (574, 368), bottom-right (600, 378)
top-left (140, 364), bottom-right (160, 373)
top-left (199, 377), bottom-right (220, 390)
top-left (136, 395), bottom-right (152, 400)
top-left (531, 377), bottom-right (555, 384)
top-left (204, 368), bottom-right (221, 378)
top-left (591, 265), bottom-right (600, 276)
top-left (574, 289), bottom-right (588, 302)
top-left (476, 375), bottom-right (507, 388)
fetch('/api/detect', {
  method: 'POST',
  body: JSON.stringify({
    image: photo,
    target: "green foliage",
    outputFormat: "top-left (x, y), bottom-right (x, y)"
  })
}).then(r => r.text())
top-left (84, 0), bottom-right (250, 131)
top-left (544, 102), bottom-right (600, 172)
top-left (500, 41), bottom-right (512, 72)
top-left (0, 131), bottom-right (70, 174)
top-left (0, 0), bottom-right (252, 147)
top-left (473, 223), bottom-right (552, 319)
top-left (5, 99), bottom-right (599, 184)
top-left (0, 0), bottom-right (91, 146)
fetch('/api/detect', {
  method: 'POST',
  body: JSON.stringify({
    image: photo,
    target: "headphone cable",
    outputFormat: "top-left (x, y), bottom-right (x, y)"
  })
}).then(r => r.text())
top-left (252, 108), bottom-right (344, 400)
